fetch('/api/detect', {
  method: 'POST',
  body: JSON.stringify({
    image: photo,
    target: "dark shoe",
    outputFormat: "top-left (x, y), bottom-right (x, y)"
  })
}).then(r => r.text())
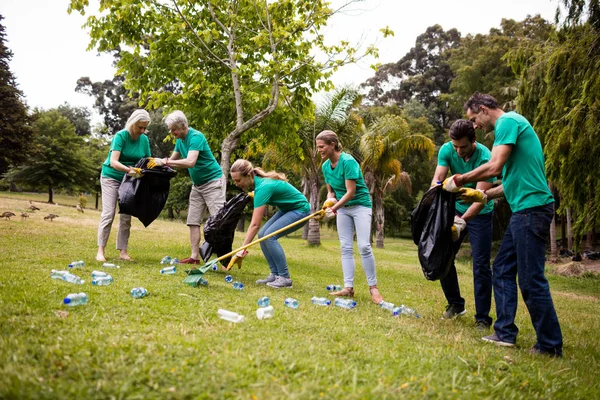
top-left (180, 257), bottom-right (200, 265)
top-left (530, 347), bottom-right (562, 358)
top-left (475, 321), bottom-right (491, 332)
top-left (442, 304), bottom-right (466, 319)
top-left (482, 333), bottom-right (515, 347)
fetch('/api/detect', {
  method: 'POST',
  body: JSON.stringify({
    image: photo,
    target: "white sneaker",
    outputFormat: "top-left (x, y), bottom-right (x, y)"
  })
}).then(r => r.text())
top-left (256, 274), bottom-right (276, 285)
top-left (266, 276), bottom-right (292, 288)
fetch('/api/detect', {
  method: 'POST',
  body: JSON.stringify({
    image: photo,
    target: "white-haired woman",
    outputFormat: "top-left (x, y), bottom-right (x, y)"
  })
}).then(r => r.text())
top-left (96, 109), bottom-right (152, 262)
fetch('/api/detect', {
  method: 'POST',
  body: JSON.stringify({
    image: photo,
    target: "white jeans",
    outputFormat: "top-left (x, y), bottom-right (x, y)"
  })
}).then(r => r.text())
top-left (97, 176), bottom-right (131, 250)
top-left (336, 205), bottom-right (377, 287)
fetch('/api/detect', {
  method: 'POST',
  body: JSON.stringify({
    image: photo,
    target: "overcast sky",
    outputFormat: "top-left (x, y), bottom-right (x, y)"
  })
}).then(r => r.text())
top-left (1, 0), bottom-right (558, 124)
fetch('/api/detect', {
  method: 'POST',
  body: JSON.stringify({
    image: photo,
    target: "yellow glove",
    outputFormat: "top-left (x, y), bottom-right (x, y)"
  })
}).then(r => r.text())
top-left (458, 188), bottom-right (488, 204)
top-left (442, 175), bottom-right (461, 193)
top-left (322, 198), bottom-right (337, 209)
top-left (127, 167), bottom-right (144, 179)
top-left (451, 216), bottom-right (467, 241)
top-left (226, 249), bottom-right (248, 271)
top-left (315, 207), bottom-right (336, 222)
top-left (147, 157), bottom-right (165, 169)
top-left (248, 191), bottom-right (254, 199)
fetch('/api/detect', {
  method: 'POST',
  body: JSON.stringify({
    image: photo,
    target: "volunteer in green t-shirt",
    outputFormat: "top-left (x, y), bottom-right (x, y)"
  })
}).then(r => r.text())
top-left (431, 119), bottom-right (494, 329)
top-left (228, 159), bottom-right (310, 288)
top-left (150, 111), bottom-right (225, 265)
top-left (443, 92), bottom-right (562, 357)
top-left (97, 109), bottom-right (152, 262)
top-left (316, 130), bottom-right (384, 305)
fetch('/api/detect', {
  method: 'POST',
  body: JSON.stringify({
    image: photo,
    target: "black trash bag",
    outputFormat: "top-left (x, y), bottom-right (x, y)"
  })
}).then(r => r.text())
top-left (118, 158), bottom-right (177, 227)
top-left (199, 192), bottom-right (252, 266)
top-left (410, 185), bottom-right (457, 281)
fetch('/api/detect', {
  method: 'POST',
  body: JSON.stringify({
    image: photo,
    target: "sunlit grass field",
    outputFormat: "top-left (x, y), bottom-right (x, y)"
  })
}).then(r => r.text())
top-left (0, 193), bottom-right (599, 399)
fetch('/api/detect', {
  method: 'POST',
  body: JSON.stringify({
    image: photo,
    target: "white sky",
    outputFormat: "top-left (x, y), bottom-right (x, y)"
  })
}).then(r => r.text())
top-left (0, 0), bottom-right (558, 124)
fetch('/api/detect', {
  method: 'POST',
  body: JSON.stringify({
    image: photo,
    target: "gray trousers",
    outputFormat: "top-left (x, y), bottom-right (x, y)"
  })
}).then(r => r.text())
top-left (97, 176), bottom-right (131, 250)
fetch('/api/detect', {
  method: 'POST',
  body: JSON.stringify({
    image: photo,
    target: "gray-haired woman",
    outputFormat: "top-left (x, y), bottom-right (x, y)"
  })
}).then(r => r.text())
top-left (96, 109), bottom-right (152, 262)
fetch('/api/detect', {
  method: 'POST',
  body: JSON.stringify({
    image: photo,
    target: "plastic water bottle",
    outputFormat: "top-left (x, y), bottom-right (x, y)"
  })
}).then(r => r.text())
top-left (379, 301), bottom-right (396, 312)
top-left (198, 277), bottom-right (209, 286)
top-left (232, 281), bottom-right (244, 290)
top-left (256, 306), bottom-right (275, 320)
top-left (224, 275), bottom-right (233, 283)
top-left (50, 270), bottom-right (68, 280)
top-left (63, 272), bottom-right (85, 285)
top-left (257, 296), bottom-right (270, 307)
top-left (68, 260), bottom-right (85, 268)
top-left (217, 309), bottom-right (244, 323)
top-left (394, 304), bottom-right (420, 318)
top-left (327, 284), bottom-right (342, 291)
top-left (311, 297), bottom-right (331, 306)
top-left (160, 266), bottom-right (176, 274)
top-left (284, 298), bottom-right (299, 309)
top-left (334, 298), bottom-right (357, 309)
top-left (211, 264), bottom-right (218, 271)
top-left (131, 287), bottom-right (148, 298)
top-left (170, 258), bottom-right (180, 265)
top-left (160, 256), bottom-right (172, 264)
top-left (92, 276), bottom-right (113, 286)
top-left (91, 270), bottom-right (107, 278)
top-left (63, 292), bottom-right (88, 306)
top-left (102, 263), bottom-right (120, 269)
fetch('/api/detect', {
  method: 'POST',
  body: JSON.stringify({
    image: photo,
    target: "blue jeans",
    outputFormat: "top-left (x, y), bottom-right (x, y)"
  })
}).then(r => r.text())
top-left (440, 212), bottom-right (493, 325)
top-left (336, 205), bottom-right (377, 287)
top-left (493, 203), bottom-right (562, 355)
top-left (258, 209), bottom-right (310, 278)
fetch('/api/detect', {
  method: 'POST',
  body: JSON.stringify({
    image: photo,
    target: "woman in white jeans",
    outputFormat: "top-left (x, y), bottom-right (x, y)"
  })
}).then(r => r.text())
top-left (96, 110), bottom-right (152, 262)
top-left (316, 130), bottom-right (384, 304)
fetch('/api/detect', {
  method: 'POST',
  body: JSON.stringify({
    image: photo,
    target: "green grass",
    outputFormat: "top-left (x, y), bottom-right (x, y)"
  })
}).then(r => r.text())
top-left (0, 195), bottom-right (599, 399)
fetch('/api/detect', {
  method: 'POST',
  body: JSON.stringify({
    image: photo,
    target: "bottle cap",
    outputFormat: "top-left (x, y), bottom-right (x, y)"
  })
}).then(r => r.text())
top-left (63, 298), bottom-right (71, 304)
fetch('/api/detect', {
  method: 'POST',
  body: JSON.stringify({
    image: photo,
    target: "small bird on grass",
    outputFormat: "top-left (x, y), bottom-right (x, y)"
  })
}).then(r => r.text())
top-left (2, 212), bottom-right (16, 220)
top-left (44, 214), bottom-right (59, 221)
top-left (28, 201), bottom-right (40, 211)
top-left (21, 212), bottom-right (29, 220)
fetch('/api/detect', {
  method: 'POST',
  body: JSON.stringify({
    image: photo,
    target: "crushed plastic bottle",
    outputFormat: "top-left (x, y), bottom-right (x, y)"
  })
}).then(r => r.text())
top-left (284, 298), bottom-right (299, 309)
top-left (217, 309), bottom-right (245, 323)
top-left (62, 272), bottom-right (85, 285)
top-left (326, 284), bottom-right (342, 291)
top-left (91, 270), bottom-right (108, 278)
top-left (198, 277), bottom-right (209, 286)
top-left (232, 281), bottom-right (244, 290)
top-left (257, 296), bottom-right (270, 307)
top-left (63, 292), bottom-right (88, 306)
top-left (224, 275), bottom-right (233, 283)
top-left (50, 270), bottom-right (68, 280)
top-left (170, 258), bottom-right (180, 265)
top-left (160, 266), bottom-right (176, 274)
top-left (311, 297), bottom-right (331, 306)
top-left (92, 276), bottom-right (113, 286)
top-left (393, 305), bottom-right (420, 318)
top-left (160, 256), bottom-right (172, 264)
top-left (102, 263), bottom-right (120, 269)
top-left (256, 305), bottom-right (275, 320)
top-left (379, 300), bottom-right (396, 312)
top-left (68, 260), bottom-right (85, 268)
top-left (334, 298), bottom-right (357, 309)
top-left (131, 287), bottom-right (148, 298)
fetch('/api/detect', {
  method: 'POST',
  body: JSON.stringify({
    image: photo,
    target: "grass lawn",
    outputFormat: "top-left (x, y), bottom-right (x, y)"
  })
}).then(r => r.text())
top-left (0, 193), bottom-right (599, 399)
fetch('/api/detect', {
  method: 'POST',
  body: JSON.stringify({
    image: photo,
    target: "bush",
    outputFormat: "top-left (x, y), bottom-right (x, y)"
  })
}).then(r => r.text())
top-left (78, 194), bottom-right (88, 208)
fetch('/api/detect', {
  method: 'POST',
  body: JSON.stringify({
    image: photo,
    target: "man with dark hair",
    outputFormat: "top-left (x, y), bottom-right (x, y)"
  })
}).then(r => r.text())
top-left (443, 92), bottom-right (562, 357)
top-left (431, 119), bottom-right (494, 330)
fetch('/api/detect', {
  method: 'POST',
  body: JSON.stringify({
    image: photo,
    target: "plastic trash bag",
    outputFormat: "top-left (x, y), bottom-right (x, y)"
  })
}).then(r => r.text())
top-left (199, 192), bottom-right (252, 266)
top-left (118, 158), bottom-right (177, 227)
top-left (410, 185), bottom-right (457, 281)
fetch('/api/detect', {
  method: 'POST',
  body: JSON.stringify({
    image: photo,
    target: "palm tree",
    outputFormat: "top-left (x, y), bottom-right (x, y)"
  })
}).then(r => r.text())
top-left (359, 114), bottom-right (434, 248)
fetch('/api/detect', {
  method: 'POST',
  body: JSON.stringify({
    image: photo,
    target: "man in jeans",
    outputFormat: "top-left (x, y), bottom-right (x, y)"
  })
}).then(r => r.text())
top-left (443, 92), bottom-right (562, 357)
top-left (431, 119), bottom-right (494, 330)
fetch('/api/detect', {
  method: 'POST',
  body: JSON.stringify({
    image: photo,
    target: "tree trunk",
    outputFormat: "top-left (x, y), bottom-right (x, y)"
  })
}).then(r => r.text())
top-left (550, 204), bottom-right (557, 262)
top-left (95, 192), bottom-right (99, 210)
top-left (561, 214), bottom-right (567, 248)
top-left (374, 190), bottom-right (385, 249)
top-left (566, 207), bottom-right (573, 251)
top-left (586, 214), bottom-right (592, 250)
top-left (168, 207), bottom-right (174, 220)
top-left (48, 186), bottom-right (54, 204)
top-left (306, 173), bottom-right (321, 246)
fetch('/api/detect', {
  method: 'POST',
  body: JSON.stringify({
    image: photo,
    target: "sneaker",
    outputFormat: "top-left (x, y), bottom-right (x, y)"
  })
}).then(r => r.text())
top-left (482, 333), bottom-right (515, 347)
top-left (475, 321), bottom-right (491, 332)
top-left (180, 257), bottom-right (200, 265)
top-left (266, 276), bottom-right (293, 288)
top-left (442, 304), bottom-right (467, 319)
top-left (256, 274), bottom-right (277, 285)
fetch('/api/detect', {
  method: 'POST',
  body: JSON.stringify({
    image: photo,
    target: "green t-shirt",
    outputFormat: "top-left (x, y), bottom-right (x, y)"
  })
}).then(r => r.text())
top-left (494, 112), bottom-right (554, 212)
top-left (174, 127), bottom-right (223, 185)
top-left (101, 129), bottom-right (151, 181)
top-left (253, 176), bottom-right (310, 213)
top-left (438, 141), bottom-right (495, 215)
top-left (321, 152), bottom-right (372, 208)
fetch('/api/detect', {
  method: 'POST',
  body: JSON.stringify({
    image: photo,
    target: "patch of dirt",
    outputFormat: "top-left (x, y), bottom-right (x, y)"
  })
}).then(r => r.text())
top-left (549, 259), bottom-right (600, 276)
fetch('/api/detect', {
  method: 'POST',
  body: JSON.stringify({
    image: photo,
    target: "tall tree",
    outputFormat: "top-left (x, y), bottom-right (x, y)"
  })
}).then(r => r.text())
top-left (56, 103), bottom-right (92, 137)
top-left (0, 14), bottom-right (33, 176)
top-left (69, 0), bottom-right (383, 195)
top-left (6, 110), bottom-right (97, 203)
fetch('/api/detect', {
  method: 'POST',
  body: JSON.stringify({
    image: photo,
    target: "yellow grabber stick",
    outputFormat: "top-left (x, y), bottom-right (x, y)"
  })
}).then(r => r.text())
top-left (183, 209), bottom-right (325, 287)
